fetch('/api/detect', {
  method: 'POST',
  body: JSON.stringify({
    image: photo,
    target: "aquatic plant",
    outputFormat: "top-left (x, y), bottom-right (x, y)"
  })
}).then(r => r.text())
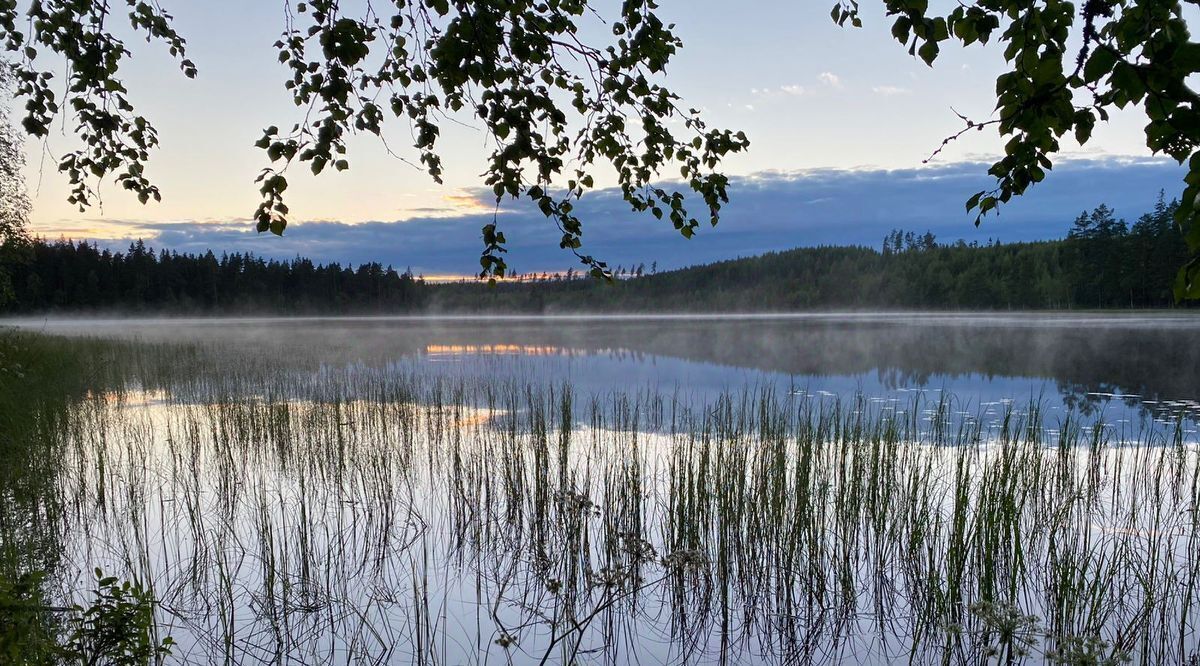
top-left (3, 331), bottom-right (1200, 664)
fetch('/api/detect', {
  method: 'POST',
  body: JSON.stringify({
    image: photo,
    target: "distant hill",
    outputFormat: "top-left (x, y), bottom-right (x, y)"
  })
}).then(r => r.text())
top-left (433, 201), bottom-right (1191, 312)
top-left (1, 199), bottom-right (1192, 314)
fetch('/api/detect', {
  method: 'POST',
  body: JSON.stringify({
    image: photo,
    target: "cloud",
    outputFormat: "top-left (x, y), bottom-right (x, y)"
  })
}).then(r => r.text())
top-left (751, 75), bottom-right (839, 101)
top-left (750, 85), bottom-right (806, 99)
top-left (67, 156), bottom-right (1184, 277)
top-left (872, 85), bottom-right (911, 97)
top-left (818, 72), bottom-right (843, 89)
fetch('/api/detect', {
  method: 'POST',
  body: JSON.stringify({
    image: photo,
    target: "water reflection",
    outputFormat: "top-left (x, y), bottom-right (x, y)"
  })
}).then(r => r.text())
top-left (8, 312), bottom-right (1200, 429)
top-left (38, 366), bottom-right (1200, 663)
top-left (425, 344), bottom-right (569, 356)
top-left (6, 316), bottom-right (1200, 663)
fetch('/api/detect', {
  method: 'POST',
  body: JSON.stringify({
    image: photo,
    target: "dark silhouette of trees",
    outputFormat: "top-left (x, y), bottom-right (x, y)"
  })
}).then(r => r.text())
top-left (1, 2), bottom-right (1199, 289)
top-left (0, 1), bottom-right (749, 280)
top-left (2, 199), bottom-right (1189, 315)
top-left (428, 199), bottom-right (1189, 312)
top-left (2, 242), bottom-right (427, 314)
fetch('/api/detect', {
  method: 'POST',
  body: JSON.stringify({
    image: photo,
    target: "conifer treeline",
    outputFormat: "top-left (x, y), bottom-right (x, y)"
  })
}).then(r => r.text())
top-left (0, 197), bottom-right (1191, 313)
top-left (434, 197), bottom-right (1191, 311)
top-left (0, 240), bottom-right (427, 312)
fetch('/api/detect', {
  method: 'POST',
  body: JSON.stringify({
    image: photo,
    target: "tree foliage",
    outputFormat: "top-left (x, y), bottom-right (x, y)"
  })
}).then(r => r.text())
top-left (0, 1), bottom-right (193, 209)
top-left (0, 64), bottom-right (30, 306)
top-left (0, 0), bottom-right (747, 281)
top-left (3, 239), bottom-right (428, 313)
top-left (833, 0), bottom-right (1200, 299)
top-left (433, 199), bottom-right (1189, 311)
top-left (3, 199), bottom-right (1189, 313)
top-left (0, 68), bottom-right (26, 242)
top-left (1, 1), bottom-right (1199, 292)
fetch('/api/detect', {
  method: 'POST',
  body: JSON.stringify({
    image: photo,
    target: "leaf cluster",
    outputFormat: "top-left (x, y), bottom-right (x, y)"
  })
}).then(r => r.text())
top-left (0, 0), bottom-right (195, 210)
top-left (252, 0), bottom-right (748, 280)
top-left (834, 0), bottom-right (1200, 298)
top-left (59, 569), bottom-right (174, 665)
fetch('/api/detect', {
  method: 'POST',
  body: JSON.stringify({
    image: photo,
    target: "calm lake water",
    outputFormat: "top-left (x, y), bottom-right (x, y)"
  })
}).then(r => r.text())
top-left (13, 312), bottom-right (1200, 436)
top-left (5, 312), bottom-right (1200, 664)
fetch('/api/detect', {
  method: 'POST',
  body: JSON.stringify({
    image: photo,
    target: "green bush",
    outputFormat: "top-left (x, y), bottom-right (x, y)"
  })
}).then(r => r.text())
top-left (59, 570), bottom-right (174, 666)
top-left (0, 571), bottom-right (58, 664)
top-left (0, 569), bottom-right (173, 665)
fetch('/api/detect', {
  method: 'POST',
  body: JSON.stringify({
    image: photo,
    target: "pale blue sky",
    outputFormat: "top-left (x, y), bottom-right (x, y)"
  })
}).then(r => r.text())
top-left (18, 1), bottom-right (1180, 274)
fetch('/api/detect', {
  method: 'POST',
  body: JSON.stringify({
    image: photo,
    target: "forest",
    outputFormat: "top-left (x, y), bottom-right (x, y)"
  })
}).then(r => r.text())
top-left (0, 197), bottom-right (1191, 314)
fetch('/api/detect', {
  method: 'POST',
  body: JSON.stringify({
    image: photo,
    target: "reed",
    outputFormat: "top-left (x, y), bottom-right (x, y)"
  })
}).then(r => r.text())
top-left (2, 332), bottom-right (1199, 664)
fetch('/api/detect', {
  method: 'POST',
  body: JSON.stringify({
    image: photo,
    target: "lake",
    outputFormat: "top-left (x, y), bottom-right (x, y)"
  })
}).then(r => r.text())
top-left (2, 313), bottom-right (1199, 664)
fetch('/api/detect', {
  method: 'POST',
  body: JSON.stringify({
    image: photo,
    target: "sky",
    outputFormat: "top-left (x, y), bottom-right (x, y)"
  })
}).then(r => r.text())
top-left (15, 1), bottom-right (1188, 276)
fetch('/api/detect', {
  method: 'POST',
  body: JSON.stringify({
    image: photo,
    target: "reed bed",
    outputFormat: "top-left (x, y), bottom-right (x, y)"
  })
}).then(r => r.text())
top-left (8, 339), bottom-right (1200, 665)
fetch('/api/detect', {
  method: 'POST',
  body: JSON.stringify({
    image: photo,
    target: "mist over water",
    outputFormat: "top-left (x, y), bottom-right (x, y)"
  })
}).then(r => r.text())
top-left (10, 311), bottom-right (1200, 434)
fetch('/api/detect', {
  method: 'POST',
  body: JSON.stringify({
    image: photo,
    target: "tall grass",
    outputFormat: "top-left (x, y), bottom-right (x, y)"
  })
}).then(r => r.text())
top-left (5, 333), bottom-right (1200, 664)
